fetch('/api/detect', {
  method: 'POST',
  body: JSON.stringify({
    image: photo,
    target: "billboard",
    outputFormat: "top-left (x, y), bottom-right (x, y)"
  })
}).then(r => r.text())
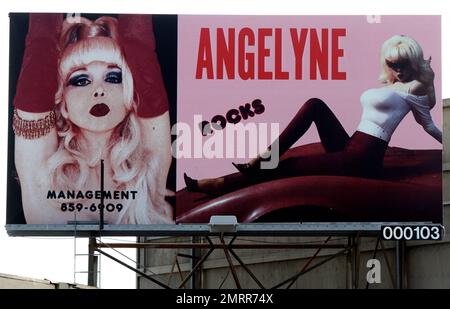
top-left (7, 13), bottom-right (443, 234)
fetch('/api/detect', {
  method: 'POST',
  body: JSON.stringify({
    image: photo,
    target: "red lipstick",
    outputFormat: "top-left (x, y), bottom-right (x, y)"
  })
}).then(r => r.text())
top-left (89, 103), bottom-right (110, 117)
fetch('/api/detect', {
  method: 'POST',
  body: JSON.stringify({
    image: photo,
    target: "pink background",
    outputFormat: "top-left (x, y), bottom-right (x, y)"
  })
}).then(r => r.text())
top-left (176, 15), bottom-right (441, 189)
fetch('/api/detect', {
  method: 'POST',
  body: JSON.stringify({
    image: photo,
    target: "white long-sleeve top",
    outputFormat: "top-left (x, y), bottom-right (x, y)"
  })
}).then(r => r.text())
top-left (356, 87), bottom-right (442, 143)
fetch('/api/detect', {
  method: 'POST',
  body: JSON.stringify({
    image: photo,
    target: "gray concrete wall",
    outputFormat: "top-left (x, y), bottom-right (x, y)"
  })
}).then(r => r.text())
top-left (0, 274), bottom-right (55, 289)
top-left (0, 273), bottom-right (95, 289)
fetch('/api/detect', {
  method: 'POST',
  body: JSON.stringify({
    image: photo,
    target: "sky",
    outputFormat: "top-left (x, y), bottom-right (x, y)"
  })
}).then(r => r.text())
top-left (0, 0), bottom-right (449, 289)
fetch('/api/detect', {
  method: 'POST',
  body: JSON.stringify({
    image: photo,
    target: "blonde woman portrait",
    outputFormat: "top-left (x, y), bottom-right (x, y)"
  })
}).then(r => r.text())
top-left (12, 14), bottom-right (174, 224)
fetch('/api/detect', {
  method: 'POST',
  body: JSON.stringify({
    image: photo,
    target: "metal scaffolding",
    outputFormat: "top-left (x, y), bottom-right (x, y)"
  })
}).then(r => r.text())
top-left (7, 222), bottom-right (435, 289)
top-left (86, 231), bottom-right (405, 289)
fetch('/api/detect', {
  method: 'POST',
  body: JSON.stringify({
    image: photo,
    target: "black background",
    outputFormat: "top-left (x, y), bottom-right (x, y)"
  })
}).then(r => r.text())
top-left (7, 13), bottom-right (178, 224)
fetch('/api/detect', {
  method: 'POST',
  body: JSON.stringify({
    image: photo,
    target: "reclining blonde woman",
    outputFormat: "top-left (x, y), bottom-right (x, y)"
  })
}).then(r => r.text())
top-left (184, 35), bottom-right (441, 195)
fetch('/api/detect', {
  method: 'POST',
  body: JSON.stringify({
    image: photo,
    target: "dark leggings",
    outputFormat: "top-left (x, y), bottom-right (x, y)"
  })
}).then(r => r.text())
top-left (219, 98), bottom-right (388, 194)
top-left (276, 98), bottom-right (350, 155)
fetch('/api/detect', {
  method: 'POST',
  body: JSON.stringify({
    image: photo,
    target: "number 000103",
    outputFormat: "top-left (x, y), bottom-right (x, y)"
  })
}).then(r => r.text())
top-left (381, 225), bottom-right (442, 241)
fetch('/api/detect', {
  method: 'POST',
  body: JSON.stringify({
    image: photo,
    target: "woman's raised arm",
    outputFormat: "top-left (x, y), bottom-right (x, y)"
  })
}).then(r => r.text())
top-left (409, 98), bottom-right (442, 143)
top-left (14, 14), bottom-right (62, 179)
top-left (118, 14), bottom-right (173, 220)
top-left (419, 57), bottom-right (436, 109)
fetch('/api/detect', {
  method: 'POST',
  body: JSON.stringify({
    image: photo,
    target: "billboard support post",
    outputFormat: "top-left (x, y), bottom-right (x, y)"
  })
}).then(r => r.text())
top-left (395, 240), bottom-right (406, 289)
top-left (346, 236), bottom-right (353, 288)
top-left (190, 236), bottom-right (202, 289)
top-left (87, 237), bottom-right (98, 287)
top-left (352, 234), bottom-right (361, 289)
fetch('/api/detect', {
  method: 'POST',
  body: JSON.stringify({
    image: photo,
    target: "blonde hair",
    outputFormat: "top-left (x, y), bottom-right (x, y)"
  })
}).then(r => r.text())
top-left (379, 35), bottom-right (433, 85)
top-left (48, 17), bottom-right (170, 224)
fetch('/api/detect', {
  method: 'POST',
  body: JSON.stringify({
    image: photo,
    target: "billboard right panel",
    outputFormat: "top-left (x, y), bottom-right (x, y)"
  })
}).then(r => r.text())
top-left (175, 15), bottom-right (442, 224)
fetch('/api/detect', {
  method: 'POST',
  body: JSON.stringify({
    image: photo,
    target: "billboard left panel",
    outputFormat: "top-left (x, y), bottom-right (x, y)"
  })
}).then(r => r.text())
top-left (7, 13), bottom-right (178, 227)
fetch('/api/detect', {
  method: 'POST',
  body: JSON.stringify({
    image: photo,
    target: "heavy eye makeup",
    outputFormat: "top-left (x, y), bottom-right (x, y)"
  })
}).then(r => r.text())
top-left (67, 73), bottom-right (91, 87)
top-left (105, 70), bottom-right (122, 84)
top-left (66, 68), bottom-right (122, 87)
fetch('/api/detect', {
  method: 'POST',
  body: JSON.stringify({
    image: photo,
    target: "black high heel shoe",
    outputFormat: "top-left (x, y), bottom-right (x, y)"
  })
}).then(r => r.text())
top-left (232, 162), bottom-right (259, 176)
top-left (184, 173), bottom-right (200, 192)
